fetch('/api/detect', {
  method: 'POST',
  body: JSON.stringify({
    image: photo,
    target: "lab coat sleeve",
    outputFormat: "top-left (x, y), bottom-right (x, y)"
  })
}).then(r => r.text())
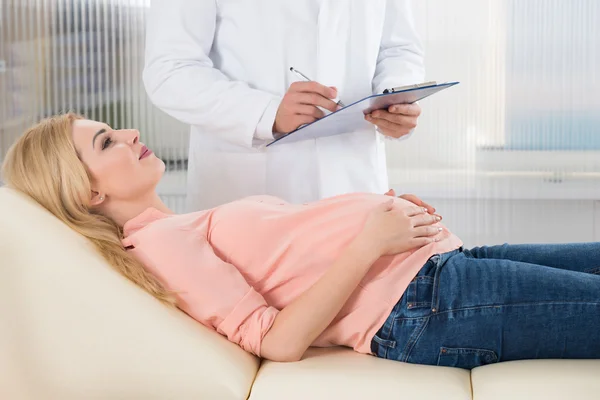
top-left (371, 0), bottom-right (425, 141)
top-left (371, 0), bottom-right (425, 95)
top-left (142, 0), bottom-right (282, 148)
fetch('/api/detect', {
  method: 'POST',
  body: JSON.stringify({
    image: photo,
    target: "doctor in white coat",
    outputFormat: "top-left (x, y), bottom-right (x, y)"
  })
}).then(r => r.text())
top-left (144, 0), bottom-right (425, 211)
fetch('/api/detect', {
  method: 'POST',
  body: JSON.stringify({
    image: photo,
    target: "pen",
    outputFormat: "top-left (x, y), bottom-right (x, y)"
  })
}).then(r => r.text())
top-left (289, 67), bottom-right (346, 108)
top-left (383, 81), bottom-right (438, 94)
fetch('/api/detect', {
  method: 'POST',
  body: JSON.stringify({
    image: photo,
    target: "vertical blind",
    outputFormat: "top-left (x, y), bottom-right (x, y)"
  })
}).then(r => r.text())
top-left (1, 1), bottom-right (599, 221)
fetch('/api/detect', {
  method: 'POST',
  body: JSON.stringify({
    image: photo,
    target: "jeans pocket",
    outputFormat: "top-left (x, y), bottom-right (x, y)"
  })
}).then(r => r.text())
top-left (437, 347), bottom-right (498, 370)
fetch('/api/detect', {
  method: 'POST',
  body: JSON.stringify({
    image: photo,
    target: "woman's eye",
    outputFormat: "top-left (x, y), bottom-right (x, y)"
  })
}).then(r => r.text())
top-left (101, 136), bottom-right (113, 150)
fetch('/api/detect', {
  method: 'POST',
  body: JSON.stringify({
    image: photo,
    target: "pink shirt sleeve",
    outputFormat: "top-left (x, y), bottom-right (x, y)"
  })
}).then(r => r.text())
top-left (129, 225), bottom-right (279, 357)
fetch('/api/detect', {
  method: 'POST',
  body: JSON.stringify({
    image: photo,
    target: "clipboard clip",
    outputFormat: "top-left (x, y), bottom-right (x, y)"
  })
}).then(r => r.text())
top-left (383, 81), bottom-right (438, 94)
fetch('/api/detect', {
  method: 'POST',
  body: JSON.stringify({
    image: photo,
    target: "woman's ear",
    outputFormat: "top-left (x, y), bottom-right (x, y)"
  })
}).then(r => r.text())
top-left (90, 190), bottom-right (106, 206)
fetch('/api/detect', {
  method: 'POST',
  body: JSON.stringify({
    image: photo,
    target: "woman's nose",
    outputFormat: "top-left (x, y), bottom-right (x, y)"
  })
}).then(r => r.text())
top-left (123, 129), bottom-right (140, 145)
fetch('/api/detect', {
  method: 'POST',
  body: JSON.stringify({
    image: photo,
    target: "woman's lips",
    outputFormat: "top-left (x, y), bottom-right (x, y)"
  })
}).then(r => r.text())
top-left (139, 146), bottom-right (152, 160)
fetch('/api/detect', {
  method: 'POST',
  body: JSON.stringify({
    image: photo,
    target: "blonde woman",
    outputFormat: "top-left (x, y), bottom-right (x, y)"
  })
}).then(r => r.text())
top-left (2, 114), bottom-right (599, 369)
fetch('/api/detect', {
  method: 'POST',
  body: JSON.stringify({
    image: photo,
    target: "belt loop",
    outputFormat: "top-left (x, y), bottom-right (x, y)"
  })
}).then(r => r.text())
top-left (373, 334), bottom-right (397, 350)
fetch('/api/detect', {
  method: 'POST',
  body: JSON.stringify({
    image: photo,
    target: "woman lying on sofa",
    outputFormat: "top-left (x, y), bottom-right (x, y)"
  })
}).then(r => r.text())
top-left (2, 113), bottom-right (600, 370)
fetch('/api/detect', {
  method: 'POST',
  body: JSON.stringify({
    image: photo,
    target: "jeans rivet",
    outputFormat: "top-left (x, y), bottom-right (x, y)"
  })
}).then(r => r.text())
top-left (432, 308), bottom-right (437, 312)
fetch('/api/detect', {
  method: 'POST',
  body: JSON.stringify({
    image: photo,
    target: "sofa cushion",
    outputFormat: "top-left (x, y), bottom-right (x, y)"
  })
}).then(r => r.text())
top-left (0, 187), bottom-right (259, 400)
top-left (471, 359), bottom-right (600, 400)
top-left (249, 347), bottom-right (472, 400)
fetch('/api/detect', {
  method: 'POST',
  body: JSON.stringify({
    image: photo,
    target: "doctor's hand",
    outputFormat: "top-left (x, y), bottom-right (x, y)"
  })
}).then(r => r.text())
top-left (365, 103), bottom-right (422, 139)
top-left (273, 82), bottom-right (341, 134)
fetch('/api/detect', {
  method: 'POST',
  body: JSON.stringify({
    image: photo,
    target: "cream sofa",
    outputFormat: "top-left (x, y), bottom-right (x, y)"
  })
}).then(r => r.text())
top-left (1, 186), bottom-right (599, 400)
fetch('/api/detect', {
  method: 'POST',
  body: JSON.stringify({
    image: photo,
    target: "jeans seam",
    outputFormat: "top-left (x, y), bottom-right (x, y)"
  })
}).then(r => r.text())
top-left (378, 312), bottom-right (400, 359)
top-left (379, 308), bottom-right (396, 341)
top-left (433, 301), bottom-right (600, 316)
top-left (400, 317), bottom-right (430, 362)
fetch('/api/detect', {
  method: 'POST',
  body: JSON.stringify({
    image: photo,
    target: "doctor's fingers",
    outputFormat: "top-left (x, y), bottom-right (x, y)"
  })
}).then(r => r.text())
top-left (290, 81), bottom-right (337, 99)
top-left (389, 103), bottom-right (422, 116)
top-left (292, 92), bottom-right (339, 113)
top-left (366, 116), bottom-right (413, 138)
top-left (293, 104), bottom-right (326, 119)
top-left (369, 111), bottom-right (418, 129)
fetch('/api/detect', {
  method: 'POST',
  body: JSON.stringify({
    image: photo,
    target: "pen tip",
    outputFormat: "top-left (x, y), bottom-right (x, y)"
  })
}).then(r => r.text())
top-left (289, 67), bottom-right (294, 71)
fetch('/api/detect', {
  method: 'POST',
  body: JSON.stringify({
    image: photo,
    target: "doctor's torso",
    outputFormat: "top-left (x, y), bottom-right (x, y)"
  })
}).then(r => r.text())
top-left (187, 0), bottom-right (390, 210)
top-left (211, 0), bottom-right (386, 103)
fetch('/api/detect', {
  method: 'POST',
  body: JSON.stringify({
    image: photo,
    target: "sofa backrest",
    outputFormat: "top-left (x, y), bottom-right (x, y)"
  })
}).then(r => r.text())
top-left (0, 187), bottom-right (259, 399)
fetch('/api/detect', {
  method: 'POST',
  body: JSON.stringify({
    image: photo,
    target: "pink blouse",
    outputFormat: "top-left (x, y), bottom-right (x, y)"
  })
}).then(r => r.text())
top-left (122, 193), bottom-right (462, 356)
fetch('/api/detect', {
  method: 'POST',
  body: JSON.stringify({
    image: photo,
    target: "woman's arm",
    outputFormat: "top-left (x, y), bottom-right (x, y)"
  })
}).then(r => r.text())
top-left (260, 236), bottom-right (379, 362)
top-left (261, 200), bottom-right (440, 362)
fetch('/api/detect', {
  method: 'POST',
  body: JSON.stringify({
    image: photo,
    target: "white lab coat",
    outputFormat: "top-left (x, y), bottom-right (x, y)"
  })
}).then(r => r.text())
top-left (144, 0), bottom-right (424, 211)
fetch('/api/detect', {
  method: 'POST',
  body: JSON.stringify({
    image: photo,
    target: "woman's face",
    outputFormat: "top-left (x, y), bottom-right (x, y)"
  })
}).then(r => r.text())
top-left (71, 119), bottom-right (165, 204)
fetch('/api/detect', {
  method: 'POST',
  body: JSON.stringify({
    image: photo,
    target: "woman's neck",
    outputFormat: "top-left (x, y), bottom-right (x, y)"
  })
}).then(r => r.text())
top-left (103, 192), bottom-right (174, 228)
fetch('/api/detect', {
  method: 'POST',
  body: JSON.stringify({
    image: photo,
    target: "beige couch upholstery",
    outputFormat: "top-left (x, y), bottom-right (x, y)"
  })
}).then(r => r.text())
top-left (1, 186), bottom-right (599, 400)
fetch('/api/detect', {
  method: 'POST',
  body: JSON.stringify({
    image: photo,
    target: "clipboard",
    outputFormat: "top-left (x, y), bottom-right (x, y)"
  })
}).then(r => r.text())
top-left (266, 81), bottom-right (459, 147)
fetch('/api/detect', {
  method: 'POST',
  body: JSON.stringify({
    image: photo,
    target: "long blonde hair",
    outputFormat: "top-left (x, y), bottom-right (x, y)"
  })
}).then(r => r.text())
top-left (1, 113), bottom-right (175, 305)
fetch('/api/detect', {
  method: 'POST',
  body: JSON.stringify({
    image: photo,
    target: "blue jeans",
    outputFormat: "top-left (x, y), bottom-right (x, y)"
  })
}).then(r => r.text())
top-left (371, 243), bottom-right (600, 369)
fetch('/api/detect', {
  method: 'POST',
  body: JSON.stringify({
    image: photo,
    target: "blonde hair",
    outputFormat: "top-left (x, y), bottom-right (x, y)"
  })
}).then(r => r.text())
top-left (1, 113), bottom-right (175, 306)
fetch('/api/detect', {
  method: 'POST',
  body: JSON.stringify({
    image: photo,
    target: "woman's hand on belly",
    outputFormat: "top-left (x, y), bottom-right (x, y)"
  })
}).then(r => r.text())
top-left (358, 199), bottom-right (441, 257)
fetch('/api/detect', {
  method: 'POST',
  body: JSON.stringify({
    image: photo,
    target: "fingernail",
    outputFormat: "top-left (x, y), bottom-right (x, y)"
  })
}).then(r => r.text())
top-left (435, 216), bottom-right (441, 221)
top-left (438, 227), bottom-right (443, 232)
top-left (336, 105), bottom-right (342, 111)
top-left (422, 207), bottom-right (428, 213)
top-left (434, 238), bottom-right (440, 242)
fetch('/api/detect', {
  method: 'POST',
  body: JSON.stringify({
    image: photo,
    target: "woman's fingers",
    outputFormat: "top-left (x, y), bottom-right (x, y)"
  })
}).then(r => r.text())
top-left (404, 206), bottom-right (429, 217)
top-left (413, 225), bottom-right (443, 238)
top-left (411, 213), bottom-right (441, 227)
